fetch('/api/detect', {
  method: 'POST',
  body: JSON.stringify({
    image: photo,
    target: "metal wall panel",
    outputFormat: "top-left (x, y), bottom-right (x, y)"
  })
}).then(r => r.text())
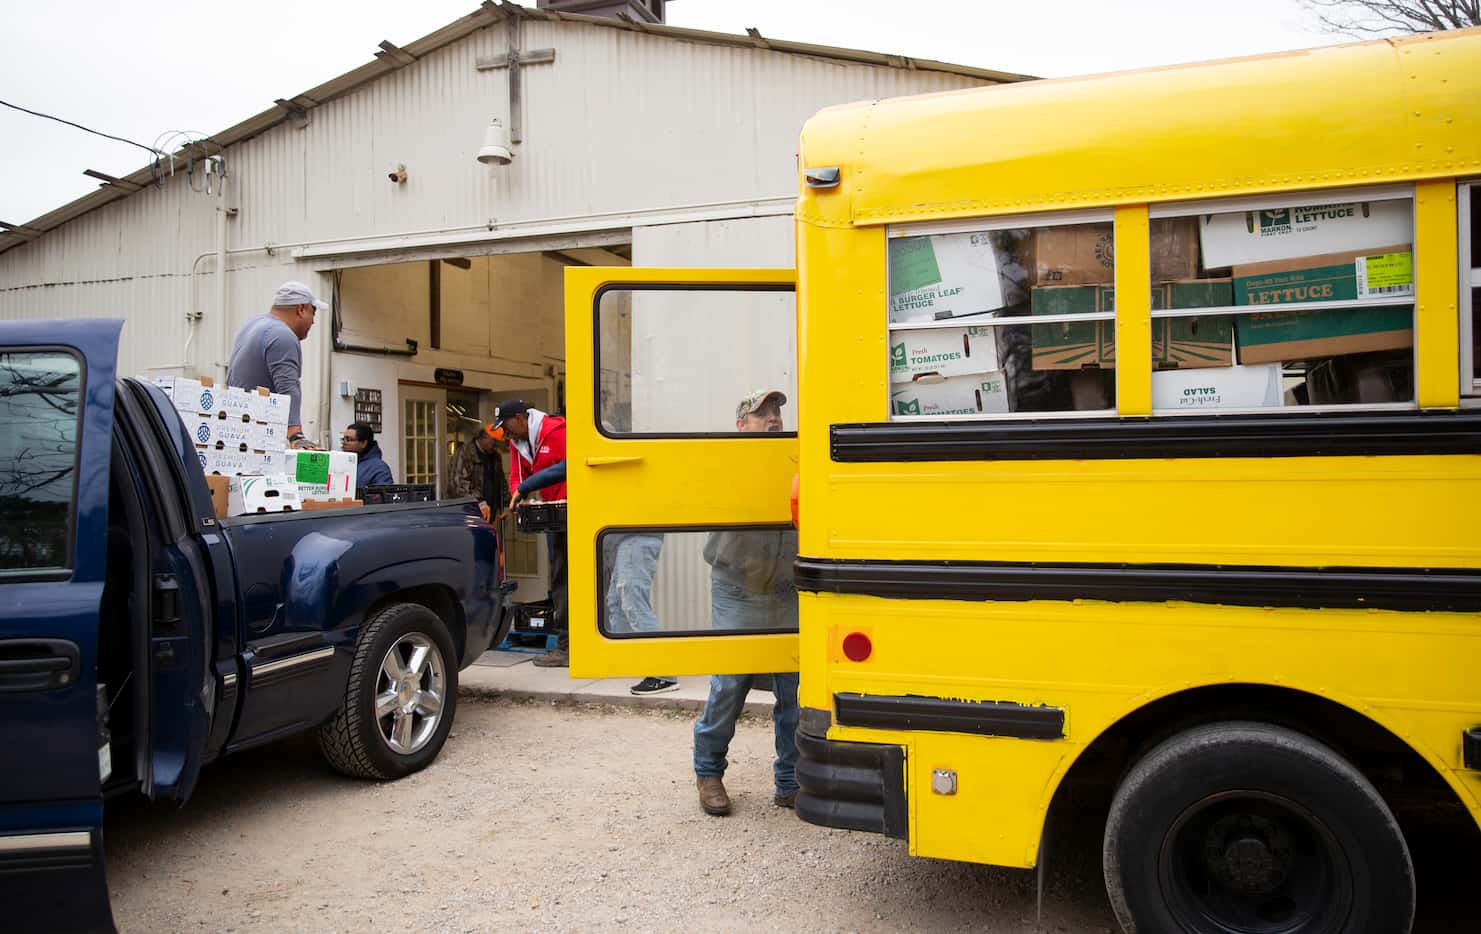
top-left (1, 15), bottom-right (985, 430)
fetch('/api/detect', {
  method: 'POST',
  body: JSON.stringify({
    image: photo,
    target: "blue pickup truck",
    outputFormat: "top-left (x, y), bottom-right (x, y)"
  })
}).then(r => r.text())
top-left (0, 320), bottom-right (509, 932)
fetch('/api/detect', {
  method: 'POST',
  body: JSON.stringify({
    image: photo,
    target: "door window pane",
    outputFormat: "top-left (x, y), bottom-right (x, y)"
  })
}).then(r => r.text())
top-left (597, 287), bottom-right (797, 435)
top-left (1150, 195), bottom-right (1414, 412)
top-left (403, 399), bottom-right (438, 487)
top-left (599, 528), bottom-right (798, 637)
top-left (0, 351), bottom-right (82, 571)
top-left (887, 218), bottom-right (1119, 418)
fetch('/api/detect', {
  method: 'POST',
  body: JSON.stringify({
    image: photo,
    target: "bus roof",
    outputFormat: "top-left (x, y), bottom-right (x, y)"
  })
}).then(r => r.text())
top-left (799, 28), bottom-right (1481, 226)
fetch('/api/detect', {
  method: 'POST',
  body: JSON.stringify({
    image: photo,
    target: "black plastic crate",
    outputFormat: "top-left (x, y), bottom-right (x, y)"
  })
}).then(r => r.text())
top-left (361, 483), bottom-right (435, 505)
top-left (516, 499), bottom-right (567, 532)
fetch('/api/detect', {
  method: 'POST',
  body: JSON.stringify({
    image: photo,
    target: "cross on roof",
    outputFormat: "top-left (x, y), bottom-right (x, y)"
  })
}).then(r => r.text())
top-left (474, 18), bottom-right (557, 144)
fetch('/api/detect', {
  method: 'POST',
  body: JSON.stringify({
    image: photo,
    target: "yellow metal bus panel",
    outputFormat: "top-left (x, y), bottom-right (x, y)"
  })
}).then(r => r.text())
top-left (1114, 205), bottom-right (1152, 415)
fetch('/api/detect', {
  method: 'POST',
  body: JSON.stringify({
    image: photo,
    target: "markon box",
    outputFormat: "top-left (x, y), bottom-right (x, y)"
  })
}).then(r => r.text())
top-left (1152, 363), bottom-right (1284, 411)
top-left (1029, 280), bottom-right (1235, 370)
top-left (228, 475), bottom-right (302, 516)
top-left (889, 325), bottom-right (1001, 382)
top-left (1232, 246), bottom-right (1414, 365)
top-left (891, 373), bottom-right (1010, 417)
top-left (1200, 200), bottom-right (1411, 268)
top-left (1028, 218), bottom-right (1197, 287)
top-left (250, 387), bottom-right (291, 424)
top-left (888, 232), bottom-right (1009, 323)
top-left (285, 450), bottom-right (357, 500)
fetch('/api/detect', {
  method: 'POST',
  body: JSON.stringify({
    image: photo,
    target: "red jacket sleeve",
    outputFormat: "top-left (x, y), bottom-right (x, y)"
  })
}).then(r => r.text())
top-left (507, 443), bottom-right (523, 498)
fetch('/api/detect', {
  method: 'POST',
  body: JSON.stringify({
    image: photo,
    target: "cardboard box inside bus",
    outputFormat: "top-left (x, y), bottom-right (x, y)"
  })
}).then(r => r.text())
top-left (1027, 217), bottom-right (1198, 287)
top-left (890, 373), bottom-right (1010, 417)
top-left (889, 325), bottom-right (1002, 382)
top-left (1029, 280), bottom-right (1234, 370)
top-left (1151, 362), bottom-right (1285, 411)
top-left (1232, 246), bottom-right (1414, 364)
top-left (1200, 199), bottom-right (1412, 268)
top-left (888, 231), bottom-right (1008, 323)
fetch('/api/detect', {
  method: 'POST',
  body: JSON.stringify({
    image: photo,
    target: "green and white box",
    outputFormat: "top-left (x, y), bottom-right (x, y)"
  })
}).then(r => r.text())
top-left (1199, 200), bottom-right (1411, 268)
top-left (228, 475), bottom-right (302, 516)
top-left (891, 373), bottom-right (1010, 418)
top-left (1151, 363), bottom-right (1284, 411)
top-left (285, 450), bottom-right (356, 499)
top-left (889, 232), bottom-right (1009, 323)
top-left (889, 325), bottom-right (1001, 383)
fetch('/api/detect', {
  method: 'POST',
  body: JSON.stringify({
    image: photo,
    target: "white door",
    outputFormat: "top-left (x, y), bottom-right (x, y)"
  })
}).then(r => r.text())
top-left (399, 384), bottom-right (445, 497)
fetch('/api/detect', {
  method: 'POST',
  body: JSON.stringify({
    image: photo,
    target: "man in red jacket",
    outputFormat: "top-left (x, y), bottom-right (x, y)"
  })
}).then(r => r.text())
top-left (493, 399), bottom-right (569, 667)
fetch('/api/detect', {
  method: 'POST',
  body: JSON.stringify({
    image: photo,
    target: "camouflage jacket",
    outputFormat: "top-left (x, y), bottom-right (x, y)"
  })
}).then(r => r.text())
top-left (445, 439), bottom-right (507, 509)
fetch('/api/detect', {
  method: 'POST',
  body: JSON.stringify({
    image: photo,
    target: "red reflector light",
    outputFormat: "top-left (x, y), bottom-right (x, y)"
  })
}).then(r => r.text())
top-left (842, 631), bottom-right (872, 662)
top-left (789, 473), bottom-right (800, 529)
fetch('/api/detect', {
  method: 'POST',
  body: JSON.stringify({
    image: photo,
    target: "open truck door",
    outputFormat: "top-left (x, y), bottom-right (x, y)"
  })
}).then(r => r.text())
top-left (565, 268), bottom-right (801, 678)
top-left (0, 320), bottom-right (123, 932)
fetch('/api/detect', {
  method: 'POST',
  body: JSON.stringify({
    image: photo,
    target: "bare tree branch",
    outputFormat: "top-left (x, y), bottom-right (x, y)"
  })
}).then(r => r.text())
top-left (1301, 0), bottom-right (1481, 36)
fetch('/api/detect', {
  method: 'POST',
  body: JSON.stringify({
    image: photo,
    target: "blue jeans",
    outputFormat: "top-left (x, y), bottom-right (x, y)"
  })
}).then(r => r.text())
top-left (692, 578), bottom-right (800, 794)
top-left (605, 533), bottom-right (671, 680)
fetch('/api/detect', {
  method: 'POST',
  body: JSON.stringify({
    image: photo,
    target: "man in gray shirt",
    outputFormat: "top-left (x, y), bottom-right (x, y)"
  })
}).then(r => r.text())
top-left (227, 281), bottom-right (323, 448)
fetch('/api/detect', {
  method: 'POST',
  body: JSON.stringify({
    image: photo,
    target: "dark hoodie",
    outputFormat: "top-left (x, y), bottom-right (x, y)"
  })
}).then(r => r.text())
top-left (355, 440), bottom-right (394, 488)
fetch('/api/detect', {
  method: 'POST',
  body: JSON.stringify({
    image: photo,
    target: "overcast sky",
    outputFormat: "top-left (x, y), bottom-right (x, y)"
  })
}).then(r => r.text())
top-left (1, 0), bottom-right (1340, 226)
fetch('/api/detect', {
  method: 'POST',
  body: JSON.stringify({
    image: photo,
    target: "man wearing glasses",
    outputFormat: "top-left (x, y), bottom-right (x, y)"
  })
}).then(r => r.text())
top-left (341, 421), bottom-right (393, 488)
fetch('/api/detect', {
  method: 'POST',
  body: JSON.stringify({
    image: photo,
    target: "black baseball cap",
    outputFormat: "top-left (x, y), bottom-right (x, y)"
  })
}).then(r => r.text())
top-left (491, 399), bottom-right (530, 429)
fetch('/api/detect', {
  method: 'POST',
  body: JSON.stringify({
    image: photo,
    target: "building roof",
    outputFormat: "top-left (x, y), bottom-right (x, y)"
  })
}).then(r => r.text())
top-left (0, 1), bottom-right (1033, 255)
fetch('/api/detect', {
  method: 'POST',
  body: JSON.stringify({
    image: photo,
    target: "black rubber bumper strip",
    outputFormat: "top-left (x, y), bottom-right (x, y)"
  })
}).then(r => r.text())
top-left (794, 557), bottom-right (1481, 613)
top-left (831, 410), bottom-right (1481, 462)
top-left (794, 729), bottom-right (907, 840)
top-left (835, 692), bottom-right (1065, 740)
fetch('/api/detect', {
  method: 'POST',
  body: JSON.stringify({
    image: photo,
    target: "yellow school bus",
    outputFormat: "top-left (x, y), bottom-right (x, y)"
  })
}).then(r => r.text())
top-left (566, 28), bottom-right (1481, 933)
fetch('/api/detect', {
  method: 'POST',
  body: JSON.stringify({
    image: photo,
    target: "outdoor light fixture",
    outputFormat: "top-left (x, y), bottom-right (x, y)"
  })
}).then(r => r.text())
top-left (476, 118), bottom-right (513, 165)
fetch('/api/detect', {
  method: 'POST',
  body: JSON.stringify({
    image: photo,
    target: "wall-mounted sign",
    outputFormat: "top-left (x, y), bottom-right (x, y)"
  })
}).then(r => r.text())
top-left (354, 388), bottom-right (383, 433)
top-left (434, 368), bottom-right (465, 387)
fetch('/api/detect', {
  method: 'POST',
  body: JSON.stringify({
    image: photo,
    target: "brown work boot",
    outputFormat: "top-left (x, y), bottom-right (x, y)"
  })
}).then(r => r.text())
top-left (697, 777), bottom-right (730, 816)
top-left (774, 790), bottom-right (798, 809)
top-left (532, 648), bottom-right (569, 668)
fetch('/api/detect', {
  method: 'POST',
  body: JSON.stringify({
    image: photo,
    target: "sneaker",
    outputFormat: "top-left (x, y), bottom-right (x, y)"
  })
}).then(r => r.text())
top-left (774, 790), bottom-right (798, 809)
top-left (532, 648), bottom-right (569, 668)
top-left (630, 677), bottom-right (679, 696)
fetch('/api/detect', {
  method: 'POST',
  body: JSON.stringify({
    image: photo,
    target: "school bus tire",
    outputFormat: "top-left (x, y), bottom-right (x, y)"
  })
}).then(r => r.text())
top-left (1102, 721), bottom-right (1414, 934)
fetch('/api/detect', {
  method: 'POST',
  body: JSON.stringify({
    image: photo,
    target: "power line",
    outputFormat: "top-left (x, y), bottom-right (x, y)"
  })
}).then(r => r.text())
top-left (0, 98), bottom-right (161, 156)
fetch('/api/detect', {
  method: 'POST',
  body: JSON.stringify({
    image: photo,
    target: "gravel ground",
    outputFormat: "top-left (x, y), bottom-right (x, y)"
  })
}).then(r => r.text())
top-left (105, 698), bottom-right (1117, 933)
top-left (104, 697), bottom-right (1480, 933)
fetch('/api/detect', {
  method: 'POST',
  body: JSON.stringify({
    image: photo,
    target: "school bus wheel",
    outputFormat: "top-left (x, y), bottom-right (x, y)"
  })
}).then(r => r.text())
top-left (1102, 721), bottom-right (1414, 934)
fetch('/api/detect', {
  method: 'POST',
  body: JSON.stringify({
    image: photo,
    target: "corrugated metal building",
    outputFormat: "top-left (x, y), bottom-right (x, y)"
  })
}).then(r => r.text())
top-left (0, 0), bottom-right (1025, 602)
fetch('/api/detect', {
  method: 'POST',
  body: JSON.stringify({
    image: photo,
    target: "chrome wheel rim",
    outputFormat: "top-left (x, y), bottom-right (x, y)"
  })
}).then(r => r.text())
top-left (375, 633), bottom-right (446, 755)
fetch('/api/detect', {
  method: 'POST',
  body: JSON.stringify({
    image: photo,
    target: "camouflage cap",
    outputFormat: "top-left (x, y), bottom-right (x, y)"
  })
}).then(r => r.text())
top-left (736, 389), bottom-right (787, 419)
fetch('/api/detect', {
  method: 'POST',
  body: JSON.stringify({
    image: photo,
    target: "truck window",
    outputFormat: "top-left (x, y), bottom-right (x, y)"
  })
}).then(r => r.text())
top-left (0, 350), bottom-right (83, 572)
top-left (596, 285), bottom-right (796, 437)
top-left (887, 215), bottom-right (1118, 418)
top-left (1150, 189), bottom-right (1415, 412)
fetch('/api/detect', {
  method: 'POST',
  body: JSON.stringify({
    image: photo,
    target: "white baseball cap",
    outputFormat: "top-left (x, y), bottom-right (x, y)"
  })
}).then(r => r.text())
top-left (272, 280), bottom-right (328, 313)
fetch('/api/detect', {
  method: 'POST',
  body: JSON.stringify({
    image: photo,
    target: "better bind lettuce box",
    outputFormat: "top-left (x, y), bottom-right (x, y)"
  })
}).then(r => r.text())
top-left (1232, 246), bottom-right (1414, 364)
top-left (891, 373), bottom-right (1010, 418)
top-left (285, 450), bottom-right (356, 500)
top-left (889, 325), bottom-right (1001, 382)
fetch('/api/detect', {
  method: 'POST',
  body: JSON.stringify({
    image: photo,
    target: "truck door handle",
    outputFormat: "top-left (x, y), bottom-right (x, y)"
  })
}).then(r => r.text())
top-left (0, 639), bottom-right (81, 693)
top-left (585, 456), bottom-right (644, 467)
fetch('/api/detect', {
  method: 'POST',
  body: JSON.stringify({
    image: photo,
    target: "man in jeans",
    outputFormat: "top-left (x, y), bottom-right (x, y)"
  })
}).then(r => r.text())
top-left (606, 533), bottom-right (678, 696)
top-left (694, 389), bottom-right (799, 815)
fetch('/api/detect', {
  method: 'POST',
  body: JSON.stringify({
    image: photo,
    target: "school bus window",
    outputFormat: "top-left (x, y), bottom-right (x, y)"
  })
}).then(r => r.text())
top-left (887, 218), bottom-right (1117, 418)
top-left (1463, 181), bottom-right (1480, 390)
top-left (1148, 193), bottom-right (1415, 412)
top-left (598, 528), bottom-right (798, 638)
top-left (595, 286), bottom-right (797, 436)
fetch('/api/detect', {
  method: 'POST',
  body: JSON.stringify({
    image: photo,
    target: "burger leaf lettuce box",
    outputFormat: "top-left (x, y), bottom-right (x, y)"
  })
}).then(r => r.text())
top-left (891, 373), bottom-right (1010, 418)
top-left (888, 231), bottom-right (1009, 323)
top-left (1029, 280), bottom-right (1235, 370)
top-left (1231, 246), bottom-right (1413, 365)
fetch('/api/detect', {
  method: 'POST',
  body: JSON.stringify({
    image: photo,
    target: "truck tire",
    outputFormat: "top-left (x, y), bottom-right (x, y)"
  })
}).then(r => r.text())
top-left (318, 602), bottom-right (459, 780)
top-left (1103, 721), bottom-right (1413, 934)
